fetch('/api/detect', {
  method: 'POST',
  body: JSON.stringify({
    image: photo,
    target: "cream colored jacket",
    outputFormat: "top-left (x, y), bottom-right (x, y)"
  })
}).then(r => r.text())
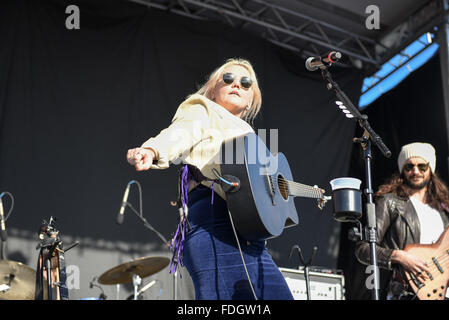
top-left (141, 94), bottom-right (254, 200)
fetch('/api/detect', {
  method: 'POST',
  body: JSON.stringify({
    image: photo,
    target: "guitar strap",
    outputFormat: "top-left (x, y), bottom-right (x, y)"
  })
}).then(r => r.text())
top-left (169, 165), bottom-right (220, 276)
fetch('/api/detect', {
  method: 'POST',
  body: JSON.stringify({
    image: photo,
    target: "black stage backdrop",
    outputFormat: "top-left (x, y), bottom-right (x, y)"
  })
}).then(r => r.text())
top-left (338, 53), bottom-right (449, 300)
top-left (0, 0), bottom-right (363, 299)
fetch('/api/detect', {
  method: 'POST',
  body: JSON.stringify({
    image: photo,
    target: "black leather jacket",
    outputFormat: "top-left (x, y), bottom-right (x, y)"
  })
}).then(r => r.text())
top-left (354, 193), bottom-right (449, 299)
top-left (355, 193), bottom-right (449, 270)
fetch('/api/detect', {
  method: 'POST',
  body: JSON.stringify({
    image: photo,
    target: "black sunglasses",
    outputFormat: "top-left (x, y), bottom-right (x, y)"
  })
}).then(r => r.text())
top-left (403, 162), bottom-right (430, 173)
top-left (222, 72), bottom-right (253, 89)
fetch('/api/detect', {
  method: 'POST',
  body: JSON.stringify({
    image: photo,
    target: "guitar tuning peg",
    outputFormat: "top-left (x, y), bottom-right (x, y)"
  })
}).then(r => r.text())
top-left (317, 199), bottom-right (325, 210)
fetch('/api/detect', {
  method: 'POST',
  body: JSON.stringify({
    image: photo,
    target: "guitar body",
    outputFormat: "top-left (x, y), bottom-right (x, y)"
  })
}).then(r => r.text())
top-left (220, 133), bottom-right (299, 241)
top-left (403, 227), bottom-right (449, 300)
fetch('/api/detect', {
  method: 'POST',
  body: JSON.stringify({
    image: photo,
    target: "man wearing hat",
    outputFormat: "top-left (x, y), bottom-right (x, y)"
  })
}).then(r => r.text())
top-left (355, 142), bottom-right (449, 299)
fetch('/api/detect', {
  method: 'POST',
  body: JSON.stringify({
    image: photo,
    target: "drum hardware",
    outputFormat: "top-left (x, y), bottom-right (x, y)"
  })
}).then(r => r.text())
top-left (0, 259), bottom-right (36, 300)
top-left (89, 276), bottom-right (107, 300)
top-left (125, 279), bottom-right (158, 300)
top-left (98, 256), bottom-right (169, 300)
top-left (115, 180), bottom-right (178, 299)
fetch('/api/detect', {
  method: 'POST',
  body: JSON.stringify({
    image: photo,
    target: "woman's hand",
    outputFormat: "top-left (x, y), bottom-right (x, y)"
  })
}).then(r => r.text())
top-left (391, 249), bottom-right (431, 281)
top-left (127, 147), bottom-right (155, 171)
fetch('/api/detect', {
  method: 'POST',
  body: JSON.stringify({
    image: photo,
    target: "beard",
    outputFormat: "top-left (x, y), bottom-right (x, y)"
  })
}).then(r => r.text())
top-left (404, 173), bottom-right (431, 190)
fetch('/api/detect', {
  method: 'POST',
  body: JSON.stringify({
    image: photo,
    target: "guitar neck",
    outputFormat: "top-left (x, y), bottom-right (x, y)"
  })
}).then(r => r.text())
top-left (285, 180), bottom-right (325, 199)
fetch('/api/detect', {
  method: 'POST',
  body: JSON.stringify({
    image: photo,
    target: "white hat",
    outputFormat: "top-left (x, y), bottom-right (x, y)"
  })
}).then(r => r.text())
top-left (397, 142), bottom-right (436, 173)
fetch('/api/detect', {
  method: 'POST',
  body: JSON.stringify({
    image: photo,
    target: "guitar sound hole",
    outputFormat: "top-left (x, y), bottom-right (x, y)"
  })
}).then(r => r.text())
top-left (277, 175), bottom-right (289, 200)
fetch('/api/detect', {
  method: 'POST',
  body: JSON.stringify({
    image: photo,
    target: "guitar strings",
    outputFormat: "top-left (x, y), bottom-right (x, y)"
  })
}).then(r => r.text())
top-left (279, 182), bottom-right (322, 196)
top-left (422, 250), bottom-right (449, 274)
top-left (276, 179), bottom-right (324, 191)
top-left (277, 180), bottom-right (325, 198)
top-left (285, 180), bottom-right (325, 193)
top-left (287, 186), bottom-right (323, 198)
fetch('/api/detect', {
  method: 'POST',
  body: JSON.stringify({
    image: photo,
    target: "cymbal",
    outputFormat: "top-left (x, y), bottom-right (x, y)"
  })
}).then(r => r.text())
top-left (0, 260), bottom-right (36, 300)
top-left (98, 256), bottom-right (170, 285)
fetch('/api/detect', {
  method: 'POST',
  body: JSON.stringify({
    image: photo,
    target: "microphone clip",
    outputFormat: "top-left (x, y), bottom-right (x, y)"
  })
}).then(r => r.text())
top-left (211, 168), bottom-right (241, 193)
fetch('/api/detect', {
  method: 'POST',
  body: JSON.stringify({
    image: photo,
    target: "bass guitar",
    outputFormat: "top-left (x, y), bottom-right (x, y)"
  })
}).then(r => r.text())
top-left (402, 226), bottom-right (449, 300)
top-left (218, 132), bottom-right (330, 241)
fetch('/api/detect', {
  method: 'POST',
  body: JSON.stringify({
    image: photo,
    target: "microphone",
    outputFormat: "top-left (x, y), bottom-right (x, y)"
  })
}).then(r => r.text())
top-left (305, 51), bottom-right (342, 71)
top-left (116, 181), bottom-right (133, 225)
top-left (0, 193), bottom-right (7, 242)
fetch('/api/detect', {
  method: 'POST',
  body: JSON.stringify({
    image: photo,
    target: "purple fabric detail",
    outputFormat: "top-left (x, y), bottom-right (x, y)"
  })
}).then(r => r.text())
top-left (169, 165), bottom-right (191, 275)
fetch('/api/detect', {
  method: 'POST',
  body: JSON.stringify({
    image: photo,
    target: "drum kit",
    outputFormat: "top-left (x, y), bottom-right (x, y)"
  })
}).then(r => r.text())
top-left (97, 255), bottom-right (170, 300)
top-left (0, 256), bottom-right (170, 300)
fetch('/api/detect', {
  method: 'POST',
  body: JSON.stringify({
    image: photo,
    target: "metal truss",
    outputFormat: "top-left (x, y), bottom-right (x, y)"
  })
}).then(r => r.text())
top-left (129, 0), bottom-right (378, 66)
top-left (376, 0), bottom-right (448, 65)
top-left (129, 0), bottom-right (449, 71)
top-left (360, 0), bottom-right (449, 94)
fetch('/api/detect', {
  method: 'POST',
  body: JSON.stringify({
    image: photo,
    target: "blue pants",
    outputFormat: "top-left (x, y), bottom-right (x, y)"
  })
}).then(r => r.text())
top-left (183, 185), bottom-right (294, 300)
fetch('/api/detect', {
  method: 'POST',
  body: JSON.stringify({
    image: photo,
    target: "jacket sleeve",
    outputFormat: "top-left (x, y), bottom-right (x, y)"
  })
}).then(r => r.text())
top-left (140, 99), bottom-right (210, 169)
top-left (355, 195), bottom-right (395, 270)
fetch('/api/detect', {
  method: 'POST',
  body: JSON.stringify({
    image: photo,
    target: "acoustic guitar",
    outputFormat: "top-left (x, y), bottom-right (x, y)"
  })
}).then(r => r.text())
top-left (402, 226), bottom-right (449, 300)
top-left (219, 132), bottom-right (330, 241)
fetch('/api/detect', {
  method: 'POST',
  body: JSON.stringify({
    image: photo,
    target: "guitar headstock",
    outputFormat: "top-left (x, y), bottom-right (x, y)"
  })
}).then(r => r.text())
top-left (313, 185), bottom-right (331, 210)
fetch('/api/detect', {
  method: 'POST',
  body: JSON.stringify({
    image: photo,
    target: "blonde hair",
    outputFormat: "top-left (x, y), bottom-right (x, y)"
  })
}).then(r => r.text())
top-left (194, 58), bottom-right (262, 125)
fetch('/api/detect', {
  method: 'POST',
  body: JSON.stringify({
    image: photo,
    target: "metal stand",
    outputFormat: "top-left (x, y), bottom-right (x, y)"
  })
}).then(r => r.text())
top-left (118, 181), bottom-right (174, 299)
top-left (353, 136), bottom-right (381, 300)
top-left (437, 2), bottom-right (449, 175)
top-left (174, 269), bottom-right (178, 300)
top-left (289, 245), bottom-right (317, 300)
top-left (319, 65), bottom-right (391, 300)
top-left (0, 191), bottom-right (14, 261)
top-left (0, 241), bottom-right (6, 260)
top-left (126, 279), bottom-right (158, 300)
top-left (132, 274), bottom-right (141, 300)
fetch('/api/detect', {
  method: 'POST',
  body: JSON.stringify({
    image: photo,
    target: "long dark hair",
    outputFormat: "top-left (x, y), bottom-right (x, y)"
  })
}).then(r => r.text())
top-left (375, 171), bottom-right (449, 211)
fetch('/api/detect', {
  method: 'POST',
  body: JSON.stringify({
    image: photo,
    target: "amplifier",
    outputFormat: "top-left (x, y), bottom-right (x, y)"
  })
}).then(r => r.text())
top-left (279, 267), bottom-right (345, 300)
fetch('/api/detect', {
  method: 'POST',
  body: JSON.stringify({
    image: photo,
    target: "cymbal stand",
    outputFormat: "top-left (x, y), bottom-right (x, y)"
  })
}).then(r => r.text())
top-left (289, 245), bottom-right (317, 300)
top-left (126, 279), bottom-right (158, 300)
top-left (132, 274), bottom-right (142, 300)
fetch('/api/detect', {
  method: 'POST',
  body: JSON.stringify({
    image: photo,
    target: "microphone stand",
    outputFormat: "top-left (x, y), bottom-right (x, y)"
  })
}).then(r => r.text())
top-left (120, 181), bottom-right (174, 299)
top-left (0, 192), bottom-right (14, 261)
top-left (319, 65), bottom-right (391, 300)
